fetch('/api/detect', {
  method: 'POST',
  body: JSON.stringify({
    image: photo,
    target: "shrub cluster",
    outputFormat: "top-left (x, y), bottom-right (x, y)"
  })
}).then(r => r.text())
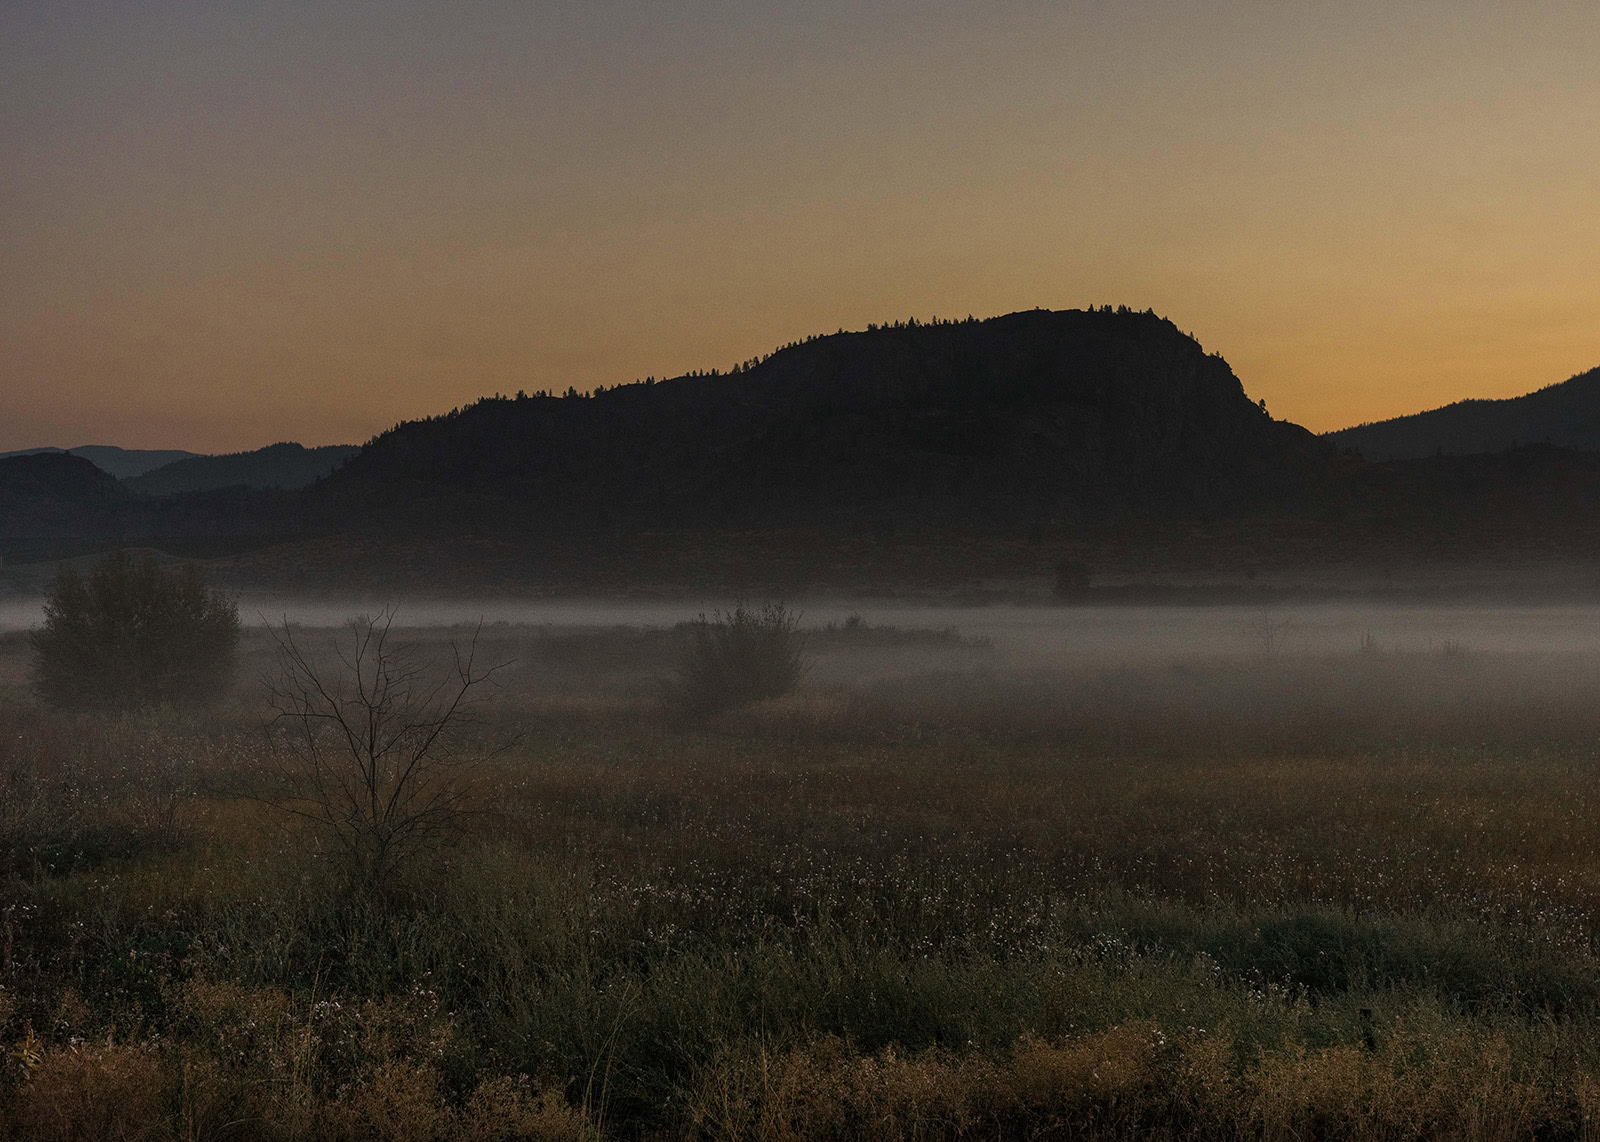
top-left (671, 602), bottom-right (806, 717)
top-left (29, 551), bottom-right (240, 710)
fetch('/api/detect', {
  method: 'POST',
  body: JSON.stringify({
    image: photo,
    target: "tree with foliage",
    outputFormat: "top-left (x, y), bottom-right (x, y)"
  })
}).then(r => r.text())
top-left (30, 550), bottom-right (241, 709)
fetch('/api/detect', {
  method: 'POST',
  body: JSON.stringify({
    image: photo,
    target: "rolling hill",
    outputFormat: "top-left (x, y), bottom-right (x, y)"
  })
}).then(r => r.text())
top-left (0, 445), bottom-right (198, 480)
top-left (0, 453), bottom-right (135, 543)
top-left (126, 442), bottom-right (359, 496)
top-left (1326, 366), bottom-right (1600, 460)
top-left (14, 308), bottom-right (1600, 590)
top-left (314, 307), bottom-right (1334, 534)
top-left (0, 451), bottom-right (304, 560)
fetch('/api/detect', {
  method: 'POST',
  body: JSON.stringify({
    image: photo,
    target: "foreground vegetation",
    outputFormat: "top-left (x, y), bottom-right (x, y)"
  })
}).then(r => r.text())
top-left (5, 618), bottom-right (1600, 1139)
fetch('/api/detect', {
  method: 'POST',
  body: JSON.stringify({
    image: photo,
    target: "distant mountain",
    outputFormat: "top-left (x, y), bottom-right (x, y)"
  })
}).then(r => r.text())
top-left (1326, 366), bottom-right (1600, 460)
top-left (126, 442), bottom-right (359, 496)
top-left (0, 445), bottom-right (199, 479)
top-left (0, 450), bottom-right (306, 560)
top-left (313, 308), bottom-right (1333, 534)
top-left (0, 453), bottom-right (133, 541)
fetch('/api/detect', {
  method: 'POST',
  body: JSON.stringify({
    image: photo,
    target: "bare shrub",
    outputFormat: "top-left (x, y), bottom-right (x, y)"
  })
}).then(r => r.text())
top-left (1245, 608), bottom-right (1294, 657)
top-left (30, 550), bottom-right (240, 710)
top-left (265, 611), bottom-right (506, 894)
top-left (11, 1041), bottom-right (166, 1142)
top-left (670, 602), bottom-right (807, 718)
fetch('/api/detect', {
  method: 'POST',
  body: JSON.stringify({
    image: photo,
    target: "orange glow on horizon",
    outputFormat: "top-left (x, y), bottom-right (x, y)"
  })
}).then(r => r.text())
top-left (4, 3), bottom-right (1599, 452)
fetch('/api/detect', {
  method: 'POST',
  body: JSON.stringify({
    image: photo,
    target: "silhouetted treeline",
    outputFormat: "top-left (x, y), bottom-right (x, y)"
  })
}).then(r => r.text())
top-left (312, 308), bottom-right (1329, 536)
top-left (10, 307), bottom-right (1600, 574)
top-left (0, 453), bottom-right (308, 555)
top-left (125, 442), bottom-right (359, 496)
top-left (1327, 366), bottom-right (1600, 460)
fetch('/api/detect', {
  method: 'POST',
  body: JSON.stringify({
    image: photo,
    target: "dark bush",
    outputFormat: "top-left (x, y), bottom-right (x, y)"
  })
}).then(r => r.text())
top-left (30, 550), bottom-right (240, 709)
top-left (671, 602), bottom-right (807, 718)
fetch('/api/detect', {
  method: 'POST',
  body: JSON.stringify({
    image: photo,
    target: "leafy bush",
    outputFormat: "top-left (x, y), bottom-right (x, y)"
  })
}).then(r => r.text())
top-left (29, 550), bottom-right (240, 710)
top-left (672, 602), bottom-right (807, 717)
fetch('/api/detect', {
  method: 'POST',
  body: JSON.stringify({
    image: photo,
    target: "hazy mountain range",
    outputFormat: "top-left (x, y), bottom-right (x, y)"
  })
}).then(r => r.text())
top-left (0, 441), bottom-right (356, 496)
top-left (0, 445), bottom-right (198, 480)
top-left (123, 442), bottom-right (358, 496)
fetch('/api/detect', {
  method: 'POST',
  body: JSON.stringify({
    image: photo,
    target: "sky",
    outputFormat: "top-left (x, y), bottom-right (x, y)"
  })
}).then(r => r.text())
top-left (4, 1), bottom-right (1599, 452)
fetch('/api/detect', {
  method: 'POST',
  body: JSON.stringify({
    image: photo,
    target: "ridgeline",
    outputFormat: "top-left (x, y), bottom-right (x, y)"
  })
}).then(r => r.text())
top-left (315, 308), bottom-right (1330, 534)
top-left (1326, 366), bottom-right (1600, 460)
top-left (7, 307), bottom-right (1600, 592)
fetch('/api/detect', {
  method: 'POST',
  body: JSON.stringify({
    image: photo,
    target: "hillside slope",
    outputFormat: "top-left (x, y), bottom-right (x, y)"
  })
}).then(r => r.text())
top-left (0, 453), bottom-right (134, 541)
top-left (0, 451), bottom-right (306, 560)
top-left (0, 445), bottom-right (197, 479)
top-left (126, 442), bottom-right (358, 496)
top-left (1326, 366), bottom-right (1600, 460)
top-left (316, 308), bottom-right (1333, 534)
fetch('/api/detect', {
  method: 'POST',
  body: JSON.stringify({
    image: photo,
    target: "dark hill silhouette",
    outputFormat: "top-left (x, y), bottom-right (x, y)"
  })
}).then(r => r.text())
top-left (1353, 442), bottom-right (1600, 520)
top-left (0, 453), bottom-right (133, 540)
top-left (16, 309), bottom-right (1600, 589)
top-left (0, 445), bottom-right (198, 479)
top-left (0, 451), bottom-right (303, 560)
top-left (126, 442), bottom-right (359, 496)
top-left (1326, 366), bottom-right (1600, 460)
top-left (315, 308), bottom-right (1334, 534)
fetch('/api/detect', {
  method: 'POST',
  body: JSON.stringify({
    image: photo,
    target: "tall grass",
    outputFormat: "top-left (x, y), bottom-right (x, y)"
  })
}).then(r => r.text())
top-left (7, 626), bottom-right (1600, 1137)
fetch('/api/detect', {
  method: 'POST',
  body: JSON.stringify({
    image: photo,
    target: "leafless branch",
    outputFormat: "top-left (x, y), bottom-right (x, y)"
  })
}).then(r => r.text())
top-left (261, 609), bottom-right (510, 894)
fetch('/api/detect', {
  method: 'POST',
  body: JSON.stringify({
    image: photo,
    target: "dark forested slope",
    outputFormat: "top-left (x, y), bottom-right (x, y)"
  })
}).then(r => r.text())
top-left (0, 453), bottom-right (133, 540)
top-left (315, 308), bottom-right (1333, 533)
top-left (1326, 366), bottom-right (1600, 460)
top-left (0, 452), bottom-right (303, 558)
top-left (17, 309), bottom-right (1600, 584)
top-left (126, 442), bottom-right (358, 496)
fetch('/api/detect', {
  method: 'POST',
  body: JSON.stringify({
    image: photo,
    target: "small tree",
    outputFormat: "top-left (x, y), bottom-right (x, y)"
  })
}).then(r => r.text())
top-left (30, 550), bottom-right (240, 709)
top-left (265, 611), bottom-right (505, 894)
top-left (671, 602), bottom-right (807, 719)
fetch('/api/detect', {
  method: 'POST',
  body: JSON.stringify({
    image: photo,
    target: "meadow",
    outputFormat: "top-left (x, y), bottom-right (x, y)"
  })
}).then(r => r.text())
top-left (4, 611), bottom-right (1600, 1139)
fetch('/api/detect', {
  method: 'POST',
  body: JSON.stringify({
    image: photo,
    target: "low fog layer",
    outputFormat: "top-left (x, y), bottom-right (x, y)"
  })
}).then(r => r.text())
top-left (6, 596), bottom-right (1600, 661)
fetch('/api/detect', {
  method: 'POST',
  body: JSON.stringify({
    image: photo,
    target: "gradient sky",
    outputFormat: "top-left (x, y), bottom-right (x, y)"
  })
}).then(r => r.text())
top-left (4, 1), bottom-right (1599, 452)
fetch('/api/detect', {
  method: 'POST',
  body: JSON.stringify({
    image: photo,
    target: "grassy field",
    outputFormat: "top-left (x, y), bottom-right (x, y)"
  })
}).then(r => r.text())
top-left (5, 616), bottom-right (1600, 1139)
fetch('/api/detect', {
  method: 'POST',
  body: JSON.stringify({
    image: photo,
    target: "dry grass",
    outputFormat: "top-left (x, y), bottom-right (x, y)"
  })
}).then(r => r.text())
top-left (6, 622), bottom-right (1600, 1138)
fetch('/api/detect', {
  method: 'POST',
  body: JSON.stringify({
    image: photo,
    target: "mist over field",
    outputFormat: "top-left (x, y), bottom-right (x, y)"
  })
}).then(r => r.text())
top-left (11, 1), bottom-right (1600, 1132)
top-left (13, 592), bottom-right (1600, 658)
